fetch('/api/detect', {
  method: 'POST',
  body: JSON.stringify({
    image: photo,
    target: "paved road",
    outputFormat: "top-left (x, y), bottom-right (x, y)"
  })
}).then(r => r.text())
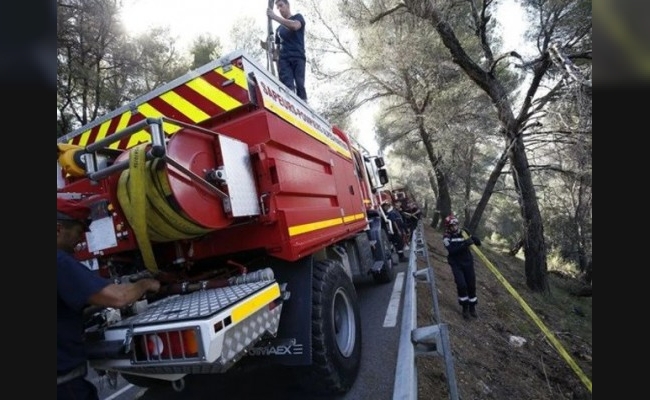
top-left (93, 263), bottom-right (409, 400)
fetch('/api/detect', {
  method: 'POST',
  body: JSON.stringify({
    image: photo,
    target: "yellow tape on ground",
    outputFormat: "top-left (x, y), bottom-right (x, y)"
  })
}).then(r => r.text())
top-left (462, 231), bottom-right (592, 393)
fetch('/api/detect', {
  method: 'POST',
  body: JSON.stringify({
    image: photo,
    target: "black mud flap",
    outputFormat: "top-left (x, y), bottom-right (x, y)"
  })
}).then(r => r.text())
top-left (245, 256), bottom-right (313, 367)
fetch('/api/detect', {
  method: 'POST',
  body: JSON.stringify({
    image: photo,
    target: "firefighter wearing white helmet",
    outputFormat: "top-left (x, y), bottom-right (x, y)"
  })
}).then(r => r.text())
top-left (442, 214), bottom-right (482, 319)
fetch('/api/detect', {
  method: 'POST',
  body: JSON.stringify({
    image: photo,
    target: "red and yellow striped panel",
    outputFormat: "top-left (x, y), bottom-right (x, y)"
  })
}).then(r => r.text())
top-left (66, 61), bottom-right (250, 150)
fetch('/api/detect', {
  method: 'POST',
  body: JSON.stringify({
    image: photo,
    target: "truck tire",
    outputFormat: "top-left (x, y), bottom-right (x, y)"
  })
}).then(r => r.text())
top-left (295, 259), bottom-right (362, 395)
top-left (372, 229), bottom-right (397, 284)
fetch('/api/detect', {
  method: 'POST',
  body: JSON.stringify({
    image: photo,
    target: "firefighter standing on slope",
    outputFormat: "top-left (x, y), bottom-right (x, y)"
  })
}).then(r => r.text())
top-left (443, 214), bottom-right (482, 319)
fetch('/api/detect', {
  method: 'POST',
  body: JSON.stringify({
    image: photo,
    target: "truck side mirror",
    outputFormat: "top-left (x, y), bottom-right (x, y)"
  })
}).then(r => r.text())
top-left (375, 157), bottom-right (385, 168)
top-left (378, 169), bottom-right (388, 185)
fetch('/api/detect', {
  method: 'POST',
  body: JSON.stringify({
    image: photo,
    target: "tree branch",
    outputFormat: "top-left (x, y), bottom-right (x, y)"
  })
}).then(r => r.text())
top-left (369, 4), bottom-right (406, 24)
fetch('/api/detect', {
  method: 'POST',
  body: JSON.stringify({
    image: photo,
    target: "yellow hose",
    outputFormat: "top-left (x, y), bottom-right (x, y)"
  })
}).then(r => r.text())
top-left (116, 144), bottom-right (212, 273)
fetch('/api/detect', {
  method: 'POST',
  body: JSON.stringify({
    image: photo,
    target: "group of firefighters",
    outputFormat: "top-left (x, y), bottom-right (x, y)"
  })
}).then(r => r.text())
top-left (379, 191), bottom-right (482, 320)
top-left (380, 192), bottom-right (422, 262)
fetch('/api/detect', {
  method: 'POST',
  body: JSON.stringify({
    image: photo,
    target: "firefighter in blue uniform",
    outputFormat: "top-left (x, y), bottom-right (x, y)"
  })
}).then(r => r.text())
top-left (268, 0), bottom-right (307, 101)
top-left (381, 201), bottom-right (408, 262)
top-left (442, 215), bottom-right (481, 319)
top-left (57, 197), bottom-right (160, 399)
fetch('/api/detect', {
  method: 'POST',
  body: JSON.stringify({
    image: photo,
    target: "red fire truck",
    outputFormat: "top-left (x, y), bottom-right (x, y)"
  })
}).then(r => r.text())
top-left (56, 50), bottom-right (401, 395)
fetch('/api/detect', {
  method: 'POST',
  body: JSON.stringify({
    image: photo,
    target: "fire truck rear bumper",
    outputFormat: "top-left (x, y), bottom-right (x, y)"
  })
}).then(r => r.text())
top-left (87, 280), bottom-right (283, 375)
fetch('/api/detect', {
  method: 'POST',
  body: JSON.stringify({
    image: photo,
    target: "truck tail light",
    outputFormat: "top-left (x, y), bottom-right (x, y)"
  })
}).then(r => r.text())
top-left (135, 328), bottom-right (200, 362)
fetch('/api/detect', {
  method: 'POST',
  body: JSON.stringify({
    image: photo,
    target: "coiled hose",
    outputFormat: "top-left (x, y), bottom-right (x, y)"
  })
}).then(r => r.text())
top-left (116, 144), bottom-right (212, 272)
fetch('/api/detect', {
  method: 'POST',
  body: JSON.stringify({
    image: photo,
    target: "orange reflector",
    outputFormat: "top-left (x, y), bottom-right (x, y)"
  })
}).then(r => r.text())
top-left (182, 329), bottom-right (199, 355)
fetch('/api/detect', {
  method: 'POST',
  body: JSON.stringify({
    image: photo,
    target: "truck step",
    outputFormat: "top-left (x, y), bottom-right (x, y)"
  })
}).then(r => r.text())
top-left (88, 280), bottom-right (283, 376)
top-left (112, 280), bottom-right (274, 326)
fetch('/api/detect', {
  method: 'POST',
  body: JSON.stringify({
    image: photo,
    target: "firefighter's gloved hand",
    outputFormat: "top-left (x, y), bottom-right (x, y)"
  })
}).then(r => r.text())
top-left (465, 238), bottom-right (475, 246)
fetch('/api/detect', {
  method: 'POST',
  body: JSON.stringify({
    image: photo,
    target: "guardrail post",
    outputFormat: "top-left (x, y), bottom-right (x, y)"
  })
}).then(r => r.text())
top-left (392, 222), bottom-right (459, 400)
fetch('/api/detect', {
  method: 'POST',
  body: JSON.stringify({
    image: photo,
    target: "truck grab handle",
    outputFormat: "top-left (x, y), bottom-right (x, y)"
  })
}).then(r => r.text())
top-left (84, 118), bottom-right (166, 181)
top-left (84, 117), bottom-right (166, 157)
top-left (87, 155), bottom-right (149, 181)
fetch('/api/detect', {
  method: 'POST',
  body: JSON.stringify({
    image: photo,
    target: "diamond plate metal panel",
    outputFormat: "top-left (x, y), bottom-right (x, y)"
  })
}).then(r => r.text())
top-left (119, 304), bottom-right (283, 375)
top-left (110, 281), bottom-right (270, 328)
top-left (221, 303), bottom-right (283, 364)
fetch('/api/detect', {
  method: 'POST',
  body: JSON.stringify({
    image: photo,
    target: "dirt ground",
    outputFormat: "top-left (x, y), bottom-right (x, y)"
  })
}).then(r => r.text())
top-left (413, 224), bottom-right (592, 400)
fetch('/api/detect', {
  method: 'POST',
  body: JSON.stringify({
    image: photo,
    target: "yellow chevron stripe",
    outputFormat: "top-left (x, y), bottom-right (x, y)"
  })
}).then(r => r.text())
top-left (68, 65), bottom-right (248, 150)
top-left (95, 118), bottom-right (111, 143)
top-left (74, 132), bottom-right (88, 147)
top-left (121, 104), bottom-right (170, 149)
top-left (160, 90), bottom-right (210, 122)
top-left (112, 112), bottom-right (134, 149)
top-left (266, 102), bottom-right (351, 159)
top-left (215, 66), bottom-right (247, 89)
top-left (231, 284), bottom-right (281, 323)
top-left (187, 77), bottom-right (243, 111)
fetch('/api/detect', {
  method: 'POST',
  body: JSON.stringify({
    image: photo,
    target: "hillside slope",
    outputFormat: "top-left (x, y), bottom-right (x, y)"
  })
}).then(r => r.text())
top-left (414, 224), bottom-right (592, 399)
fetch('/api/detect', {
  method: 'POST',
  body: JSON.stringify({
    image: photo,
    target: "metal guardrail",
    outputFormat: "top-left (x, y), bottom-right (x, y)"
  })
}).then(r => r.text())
top-left (392, 221), bottom-right (459, 400)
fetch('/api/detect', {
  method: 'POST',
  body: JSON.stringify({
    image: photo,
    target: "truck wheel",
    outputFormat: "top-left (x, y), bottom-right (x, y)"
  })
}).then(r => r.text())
top-left (372, 229), bottom-right (397, 284)
top-left (296, 259), bottom-right (362, 395)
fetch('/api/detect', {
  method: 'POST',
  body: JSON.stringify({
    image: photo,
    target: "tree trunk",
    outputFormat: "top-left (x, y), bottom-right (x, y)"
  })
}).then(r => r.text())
top-left (510, 135), bottom-right (549, 292)
top-left (396, 0), bottom-right (552, 292)
top-left (575, 173), bottom-right (592, 277)
top-left (430, 158), bottom-right (451, 228)
top-left (509, 238), bottom-right (524, 256)
top-left (462, 142), bottom-right (474, 225)
top-left (421, 134), bottom-right (451, 231)
top-left (423, 4), bottom-right (549, 292)
top-left (583, 261), bottom-right (592, 284)
top-left (427, 171), bottom-right (439, 228)
top-left (467, 146), bottom-right (510, 233)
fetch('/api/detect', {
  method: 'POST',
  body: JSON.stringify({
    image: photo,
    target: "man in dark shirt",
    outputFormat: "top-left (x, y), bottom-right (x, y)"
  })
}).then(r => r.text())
top-left (267, 0), bottom-right (307, 101)
top-left (57, 197), bottom-right (160, 399)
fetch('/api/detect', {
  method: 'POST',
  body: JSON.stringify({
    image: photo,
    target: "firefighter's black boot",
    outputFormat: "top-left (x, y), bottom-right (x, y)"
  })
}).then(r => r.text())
top-left (398, 252), bottom-right (407, 263)
top-left (469, 303), bottom-right (478, 318)
top-left (462, 304), bottom-right (470, 320)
